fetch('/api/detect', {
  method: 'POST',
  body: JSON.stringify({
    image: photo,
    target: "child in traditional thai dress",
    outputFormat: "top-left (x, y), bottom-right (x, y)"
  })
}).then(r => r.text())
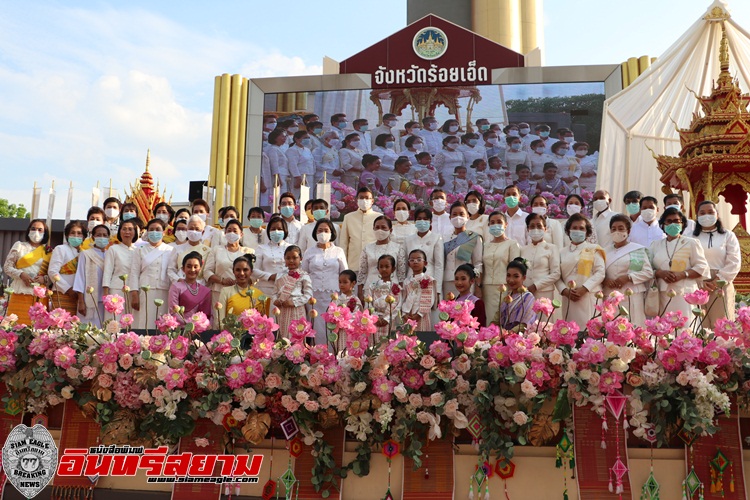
top-left (273, 246), bottom-right (313, 340)
top-left (74, 224), bottom-right (110, 327)
top-left (454, 264), bottom-right (486, 327)
top-left (365, 254), bottom-right (402, 343)
top-left (492, 258), bottom-right (538, 331)
top-left (401, 249), bottom-right (435, 332)
top-left (168, 251), bottom-right (212, 325)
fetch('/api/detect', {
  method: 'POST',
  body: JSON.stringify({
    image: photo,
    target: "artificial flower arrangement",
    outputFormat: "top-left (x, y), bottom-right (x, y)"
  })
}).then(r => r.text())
top-left (0, 281), bottom-right (748, 495)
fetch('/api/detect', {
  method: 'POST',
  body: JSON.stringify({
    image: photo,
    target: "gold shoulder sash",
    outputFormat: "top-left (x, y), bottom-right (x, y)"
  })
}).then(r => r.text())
top-left (16, 245), bottom-right (49, 270)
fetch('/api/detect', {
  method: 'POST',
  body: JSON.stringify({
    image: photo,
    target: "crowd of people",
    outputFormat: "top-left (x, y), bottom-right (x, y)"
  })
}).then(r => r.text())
top-left (2, 185), bottom-right (740, 345)
top-left (260, 113), bottom-right (599, 201)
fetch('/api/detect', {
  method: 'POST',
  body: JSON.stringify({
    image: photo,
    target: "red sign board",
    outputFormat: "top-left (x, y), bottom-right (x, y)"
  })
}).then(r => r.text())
top-left (339, 15), bottom-right (524, 88)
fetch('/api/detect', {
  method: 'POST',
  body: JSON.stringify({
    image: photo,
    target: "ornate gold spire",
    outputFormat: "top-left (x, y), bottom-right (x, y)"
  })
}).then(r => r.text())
top-left (145, 149), bottom-right (151, 171)
top-left (719, 22), bottom-right (730, 74)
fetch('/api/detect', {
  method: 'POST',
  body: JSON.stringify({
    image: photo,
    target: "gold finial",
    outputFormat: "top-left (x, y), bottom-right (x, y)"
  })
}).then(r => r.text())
top-left (719, 22), bottom-right (730, 73)
top-left (145, 149), bottom-right (151, 171)
top-left (644, 142), bottom-right (658, 159)
top-left (704, 3), bottom-right (730, 21)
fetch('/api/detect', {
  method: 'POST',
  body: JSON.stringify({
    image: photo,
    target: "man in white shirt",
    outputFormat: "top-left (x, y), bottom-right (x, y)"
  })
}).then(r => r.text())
top-left (556, 127), bottom-right (576, 156)
top-left (325, 113), bottom-right (348, 135)
top-left (418, 116), bottom-right (442, 156)
top-left (592, 189), bottom-right (616, 247)
top-left (278, 192), bottom-right (303, 245)
top-left (518, 122), bottom-right (539, 152)
top-left (663, 193), bottom-right (696, 235)
top-left (429, 189), bottom-right (453, 238)
top-left (305, 120), bottom-right (324, 152)
top-left (371, 113), bottom-right (400, 152)
top-left (502, 185), bottom-right (529, 245)
top-left (629, 196), bottom-right (665, 248)
top-left (351, 119), bottom-right (372, 153)
top-left (312, 131), bottom-right (340, 186)
top-left (623, 190), bottom-right (643, 224)
top-left (534, 124), bottom-right (555, 155)
top-left (339, 187), bottom-right (380, 272)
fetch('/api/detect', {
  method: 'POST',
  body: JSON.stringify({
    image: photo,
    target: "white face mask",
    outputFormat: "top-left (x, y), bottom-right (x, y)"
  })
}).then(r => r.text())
top-left (225, 232), bottom-right (241, 244)
top-left (194, 213), bottom-right (207, 222)
top-left (564, 136), bottom-right (575, 143)
top-left (28, 230), bottom-right (44, 243)
top-left (665, 204), bottom-right (681, 212)
top-left (350, 139), bottom-right (361, 148)
top-left (448, 125), bottom-right (459, 133)
top-left (519, 127), bottom-right (530, 135)
top-left (413, 143), bottom-right (424, 151)
top-left (432, 199), bottom-right (446, 212)
top-left (640, 209), bottom-right (656, 222)
top-left (445, 142), bottom-right (458, 150)
top-left (428, 122), bottom-right (438, 131)
top-left (328, 139), bottom-right (340, 147)
top-left (374, 229), bottom-right (391, 241)
top-left (88, 220), bottom-right (101, 232)
top-left (508, 130), bottom-right (519, 137)
top-left (531, 206), bottom-right (547, 216)
top-left (534, 147), bottom-right (544, 154)
top-left (357, 198), bottom-right (373, 211)
top-left (317, 232), bottom-right (332, 244)
top-left (698, 214), bottom-right (717, 227)
top-left (528, 229), bottom-right (545, 242)
top-left (451, 216), bottom-right (467, 228)
top-left (611, 231), bottom-right (629, 244)
top-left (395, 210), bottom-right (410, 222)
top-left (174, 230), bottom-right (187, 243)
top-left (156, 213), bottom-right (171, 224)
top-left (466, 202), bottom-right (480, 215)
top-left (566, 205), bottom-right (582, 215)
top-left (487, 138), bottom-right (499, 145)
top-left (187, 230), bottom-right (203, 242)
top-left (387, 120), bottom-right (398, 128)
top-left (105, 208), bottom-right (119, 219)
top-left (592, 199), bottom-right (609, 213)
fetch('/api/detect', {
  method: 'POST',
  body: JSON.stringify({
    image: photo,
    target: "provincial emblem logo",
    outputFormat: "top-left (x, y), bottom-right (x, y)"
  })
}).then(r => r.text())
top-left (413, 27), bottom-right (448, 60)
top-left (3, 424), bottom-right (58, 499)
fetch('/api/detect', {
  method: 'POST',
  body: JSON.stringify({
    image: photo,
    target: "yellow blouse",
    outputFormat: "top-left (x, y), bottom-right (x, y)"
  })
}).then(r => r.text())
top-left (219, 285), bottom-right (270, 317)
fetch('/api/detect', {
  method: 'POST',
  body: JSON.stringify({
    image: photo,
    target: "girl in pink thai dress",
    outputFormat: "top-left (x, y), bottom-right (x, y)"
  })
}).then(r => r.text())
top-left (273, 246), bottom-right (313, 339)
top-left (401, 249), bottom-right (435, 332)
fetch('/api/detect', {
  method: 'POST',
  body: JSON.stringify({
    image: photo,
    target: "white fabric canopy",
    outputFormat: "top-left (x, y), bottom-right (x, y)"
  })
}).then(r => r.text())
top-left (598, 0), bottom-right (750, 224)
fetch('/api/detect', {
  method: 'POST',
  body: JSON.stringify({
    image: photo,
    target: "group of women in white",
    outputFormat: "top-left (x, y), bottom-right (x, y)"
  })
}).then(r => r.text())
top-left (2, 184), bottom-right (739, 341)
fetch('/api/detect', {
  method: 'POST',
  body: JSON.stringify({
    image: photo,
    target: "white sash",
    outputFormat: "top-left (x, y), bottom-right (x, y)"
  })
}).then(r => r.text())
top-left (605, 242), bottom-right (643, 270)
top-left (141, 244), bottom-right (171, 282)
top-left (83, 249), bottom-right (105, 307)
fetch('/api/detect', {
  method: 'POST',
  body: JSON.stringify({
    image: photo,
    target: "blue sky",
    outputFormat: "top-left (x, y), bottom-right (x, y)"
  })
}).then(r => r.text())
top-left (1, 0), bottom-right (749, 217)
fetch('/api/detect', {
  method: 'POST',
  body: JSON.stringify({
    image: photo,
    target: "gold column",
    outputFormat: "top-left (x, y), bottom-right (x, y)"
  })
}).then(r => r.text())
top-left (227, 74), bottom-right (242, 215)
top-left (638, 55), bottom-right (651, 74)
top-left (236, 78), bottom-right (249, 214)
top-left (472, 0), bottom-right (521, 52)
top-left (214, 74), bottom-right (231, 223)
top-left (295, 92), bottom-right (308, 111)
top-left (627, 57), bottom-right (639, 86)
top-left (208, 76), bottom-right (222, 188)
top-left (520, 0), bottom-right (541, 56)
top-left (621, 62), bottom-right (630, 87)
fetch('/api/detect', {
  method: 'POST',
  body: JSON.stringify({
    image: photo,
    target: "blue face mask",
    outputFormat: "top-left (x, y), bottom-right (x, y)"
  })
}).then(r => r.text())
top-left (301, 138), bottom-right (311, 147)
top-left (569, 230), bottom-right (586, 244)
top-left (665, 223), bottom-right (683, 237)
top-left (415, 220), bottom-right (431, 233)
top-left (122, 212), bottom-right (136, 221)
top-left (94, 237), bottom-right (109, 249)
top-left (539, 131), bottom-right (550, 138)
top-left (68, 236), bottom-right (83, 248)
top-left (248, 218), bottom-right (263, 228)
top-left (625, 203), bottom-right (640, 215)
top-left (488, 224), bottom-right (505, 237)
top-left (385, 141), bottom-right (395, 149)
top-left (218, 218), bottom-right (225, 228)
top-left (313, 128), bottom-right (323, 135)
top-left (313, 209), bottom-right (327, 220)
top-left (505, 196), bottom-right (519, 209)
top-left (337, 121), bottom-right (347, 130)
top-left (269, 230), bottom-right (285, 243)
top-left (280, 206), bottom-right (295, 218)
top-left (468, 139), bottom-right (478, 147)
top-left (359, 125), bottom-right (369, 132)
top-left (147, 231), bottom-right (163, 243)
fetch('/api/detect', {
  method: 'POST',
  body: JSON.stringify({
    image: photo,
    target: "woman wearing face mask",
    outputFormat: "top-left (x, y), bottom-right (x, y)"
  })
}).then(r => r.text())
top-left (551, 141), bottom-right (581, 190)
top-left (443, 202), bottom-right (483, 299)
top-left (338, 133), bottom-right (365, 188)
top-left (127, 219), bottom-right (174, 329)
top-left (103, 197), bottom-right (121, 234)
top-left (210, 206), bottom-right (240, 247)
top-left (267, 128), bottom-right (291, 193)
top-left (285, 131), bottom-right (315, 196)
top-left (168, 215), bottom-right (211, 285)
top-left (529, 139), bottom-right (554, 180)
top-left (301, 219), bottom-right (348, 343)
top-left (563, 194), bottom-right (597, 245)
top-left (459, 133), bottom-right (487, 168)
top-left (403, 135), bottom-right (424, 168)
top-left (48, 220), bottom-right (87, 315)
top-left (522, 213), bottom-right (561, 318)
top-left (573, 142), bottom-right (597, 193)
top-left (120, 202), bottom-right (141, 225)
top-left (557, 213), bottom-right (605, 325)
top-left (152, 202), bottom-right (176, 244)
top-left (400, 121), bottom-right (422, 151)
top-left (440, 119), bottom-right (461, 138)
top-left (251, 216), bottom-right (290, 297)
top-left (391, 199), bottom-right (417, 245)
top-left (483, 130), bottom-right (505, 160)
top-left (434, 136), bottom-right (464, 187)
top-left (357, 216), bottom-right (406, 299)
top-left (168, 219), bottom-right (189, 248)
top-left (481, 212), bottom-right (520, 325)
top-left (404, 208), bottom-right (444, 297)
top-left (693, 201), bottom-right (740, 323)
top-left (74, 224), bottom-right (111, 327)
top-left (648, 207), bottom-right (710, 318)
top-left (603, 215), bottom-right (654, 325)
top-left (204, 219), bottom-right (252, 315)
top-left (313, 131), bottom-right (341, 188)
top-left (372, 133), bottom-right (399, 188)
top-left (528, 194), bottom-right (564, 247)
top-left (242, 207), bottom-right (269, 251)
top-left (3, 219), bottom-right (51, 324)
top-left (464, 191), bottom-right (489, 238)
top-left (101, 219), bottom-right (140, 320)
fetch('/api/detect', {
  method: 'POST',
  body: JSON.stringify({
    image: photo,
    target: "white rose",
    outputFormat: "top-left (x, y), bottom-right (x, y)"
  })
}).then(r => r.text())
top-left (393, 384), bottom-right (408, 402)
top-left (512, 411), bottom-right (528, 425)
top-left (61, 386), bottom-right (74, 399)
top-left (512, 363), bottom-right (527, 378)
top-left (610, 359), bottom-right (628, 373)
top-left (295, 391), bottom-right (310, 404)
top-left (618, 346), bottom-right (636, 363)
top-left (579, 369), bottom-right (593, 380)
top-left (354, 382), bottom-right (367, 393)
top-left (548, 349), bottom-right (564, 365)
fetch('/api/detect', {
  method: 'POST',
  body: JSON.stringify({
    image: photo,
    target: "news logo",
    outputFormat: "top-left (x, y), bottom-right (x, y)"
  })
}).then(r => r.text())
top-left (2, 424), bottom-right (58, 499)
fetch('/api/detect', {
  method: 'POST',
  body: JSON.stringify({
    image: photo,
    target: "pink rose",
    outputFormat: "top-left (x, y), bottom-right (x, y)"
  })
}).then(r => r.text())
top-left (346, 356), bottom-right (364, 371)
top-left (303, 400), bottom-right (320, 412)
top-left (420, 355), bottom-right (436, 369)
top-left (265, 373), bottom-right (282, 389)
top-left (97, 374), bottom-right (113, 388)
top-left (118, 353), bottom-right (133, 369)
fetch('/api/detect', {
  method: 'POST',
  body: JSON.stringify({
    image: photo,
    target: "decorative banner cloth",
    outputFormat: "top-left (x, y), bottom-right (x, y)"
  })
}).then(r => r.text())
top-left (688, 411), bottom-right (746, 500)
top-left (0, 384), bottom-right (23, 498)
top-left (171, 419), bottom-right (224, 500)
top-left (296, 425), bottom-right (346, 499)
top-left (50, 399), bottom-right (101, 500)
top-left (572, 404), bottom-right (632, 499)
top-left (402, 437), bottom-right (454, 500)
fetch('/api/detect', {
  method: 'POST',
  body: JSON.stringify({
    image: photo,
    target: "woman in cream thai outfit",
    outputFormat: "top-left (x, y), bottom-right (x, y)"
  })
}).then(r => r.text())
top-left (128, 219), bottom-right (175, 329)
top-left (481, 212), bottom-right (520, 326)
top-left (521, 212), bottom-right (561, 320)
top-left (603, 214), bottom-right (654, 326)
top-left (3, 219), bottom-right (51, 324)
top-left (74, 225), bottom-right (110, 327)
top-left (693, 201), bottom-right (741, 324)
top-left (102, 219), bottom-right (139, 321)
top-left (167, 215), bottom-right (211, 285)
top-left (48, 220), bottom-right (86, 315)
top-left (556, 213), bottom-right (605, 326)
top-left (648, 207), bottom-right (710, 318)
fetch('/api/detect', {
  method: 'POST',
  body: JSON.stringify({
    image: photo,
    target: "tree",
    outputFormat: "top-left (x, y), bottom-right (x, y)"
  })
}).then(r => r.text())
top-left (0, 199), bottom-right (30, 219)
